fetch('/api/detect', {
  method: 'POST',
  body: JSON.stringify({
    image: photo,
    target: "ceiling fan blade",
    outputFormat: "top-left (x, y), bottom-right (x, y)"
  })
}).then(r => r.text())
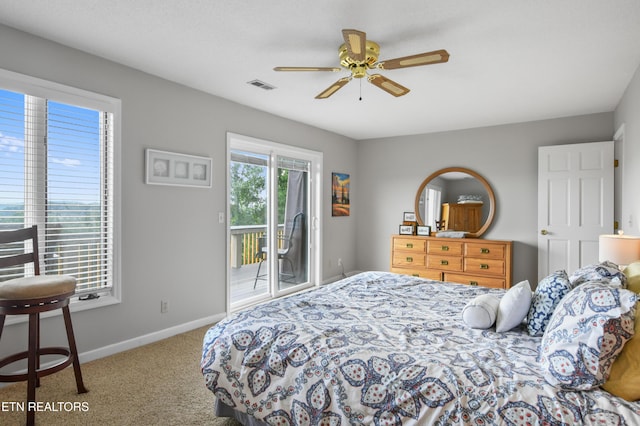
top-left (274, 66), bottom-right (342, 72)
top-left (315, 77), bottom-right (351, 99)
top-left (342, 29), bottom-right (367, 62)
top-left (368, 74), bottom-right (410, 97)
top-left (378, 49), bottom-right (450, 70)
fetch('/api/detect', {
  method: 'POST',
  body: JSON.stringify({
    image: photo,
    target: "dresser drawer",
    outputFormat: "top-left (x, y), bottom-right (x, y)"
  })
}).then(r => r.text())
top-left (464, 242), bottom-right (505, 259)
top-left (427, 240), bottom-right (463, 256)
top-left (427, 255), bottom-right (463, 272)
top-left (391, 268), bottom-right (442, 281)
top-left (392, 253), bottom-right (426, 268)
top-left (393, 237), bottom-right (427, 253)
top-left (390, 236), bottom-right (512, 289)
top-left (444, 273), bottom-right (506, 289)
top-left (464, 258), bottom-right (505, 276)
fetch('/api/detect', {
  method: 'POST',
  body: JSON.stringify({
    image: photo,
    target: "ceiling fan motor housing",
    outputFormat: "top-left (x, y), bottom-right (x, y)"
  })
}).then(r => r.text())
top-left (339, 40), bottom-right (380, 78)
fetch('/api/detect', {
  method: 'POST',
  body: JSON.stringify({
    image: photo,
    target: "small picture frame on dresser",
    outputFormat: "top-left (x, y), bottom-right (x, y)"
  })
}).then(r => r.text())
top-left (399, 224), bottom-right (415, 235)
top-left (416, 225), bottom-right (431, 236)
top-left (403, 212), bottom-right (417, 222)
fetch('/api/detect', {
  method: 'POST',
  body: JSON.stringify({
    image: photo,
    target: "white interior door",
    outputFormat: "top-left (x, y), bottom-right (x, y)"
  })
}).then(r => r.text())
top-left (538, 141), bottom-right (614, 280)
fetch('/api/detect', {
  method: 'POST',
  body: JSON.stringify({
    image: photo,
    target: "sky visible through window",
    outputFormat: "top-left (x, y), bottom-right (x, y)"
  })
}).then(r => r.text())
top-left (0, 89), bottom-right (24, 207)
top-left (0, 88), bottom-right (101, 210)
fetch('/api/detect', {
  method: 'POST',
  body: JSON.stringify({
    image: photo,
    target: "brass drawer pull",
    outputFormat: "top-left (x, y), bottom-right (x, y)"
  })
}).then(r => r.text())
top-left (440, 260), bottom-right (449, 265)
top-left (441, 245), bottom-right (449, 251)
top-left (480, 264), bottom-right (489, 269)
top-left (406, 256), bottom-right (413, 262)
top-left (406, 243), bottom-right (414, 248)
top-left (481, 248), bottom-right (490, 254)
top-left (470, 281), bottom-right (479, 286)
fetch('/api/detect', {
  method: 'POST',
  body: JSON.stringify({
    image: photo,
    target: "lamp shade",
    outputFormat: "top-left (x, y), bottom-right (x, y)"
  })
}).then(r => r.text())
top-left (599, 234), bottom-right (640, 267)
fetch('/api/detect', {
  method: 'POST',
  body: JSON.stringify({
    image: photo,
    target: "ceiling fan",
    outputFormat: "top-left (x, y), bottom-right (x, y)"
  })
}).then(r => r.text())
top-left (274, 29), bottom-right (450, 99)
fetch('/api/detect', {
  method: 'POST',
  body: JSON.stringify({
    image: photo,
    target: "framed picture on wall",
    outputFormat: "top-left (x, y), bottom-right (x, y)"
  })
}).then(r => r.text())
top-left (145, 149), bottom-right (212, 188)
top-left (332, 172), bottom-right (350, 216)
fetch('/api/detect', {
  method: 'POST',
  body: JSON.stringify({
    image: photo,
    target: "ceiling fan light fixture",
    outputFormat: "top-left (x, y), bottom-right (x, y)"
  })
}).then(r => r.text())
top-left (274, 29), bottom-right (449, 99)
top-left (350, 64), bottom-right (367, 79)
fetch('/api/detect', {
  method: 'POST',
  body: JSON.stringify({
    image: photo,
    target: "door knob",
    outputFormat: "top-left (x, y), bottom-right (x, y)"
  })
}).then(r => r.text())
top-left (540, 229), bottom-right (548, 235)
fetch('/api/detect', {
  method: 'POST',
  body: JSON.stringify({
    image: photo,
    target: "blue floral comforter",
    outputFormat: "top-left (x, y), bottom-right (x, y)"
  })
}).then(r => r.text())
top-left (201, 271), bottom-right (640, 425)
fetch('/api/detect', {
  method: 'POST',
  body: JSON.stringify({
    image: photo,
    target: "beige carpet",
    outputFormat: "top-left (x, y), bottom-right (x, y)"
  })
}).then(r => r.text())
top-left (0, 325), bottom-right (242, 426)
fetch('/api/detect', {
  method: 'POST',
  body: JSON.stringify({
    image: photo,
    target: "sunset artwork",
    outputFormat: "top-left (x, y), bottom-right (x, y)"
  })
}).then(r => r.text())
top-left (332, 172), bottom-right (350, 216)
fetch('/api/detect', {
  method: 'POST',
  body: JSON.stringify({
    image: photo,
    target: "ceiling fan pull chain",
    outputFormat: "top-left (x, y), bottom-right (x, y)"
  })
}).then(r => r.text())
top-left (359, 79), bottom-right (362, 101)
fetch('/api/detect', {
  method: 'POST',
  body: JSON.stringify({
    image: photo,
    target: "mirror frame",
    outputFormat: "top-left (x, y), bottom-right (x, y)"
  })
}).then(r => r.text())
top-left (414, 167), bottom-right (496, 238)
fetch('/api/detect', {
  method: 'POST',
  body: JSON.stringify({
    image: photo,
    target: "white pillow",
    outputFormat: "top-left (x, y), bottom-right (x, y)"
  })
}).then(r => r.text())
top-left (462, 294), bottom-right (500, 329)
top-left (496, 280), bottom-right (532, 332)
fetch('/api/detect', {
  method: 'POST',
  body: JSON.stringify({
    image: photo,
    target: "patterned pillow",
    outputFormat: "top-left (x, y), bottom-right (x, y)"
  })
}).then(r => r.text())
top-left (539, 281), bottom-right (637, 390)
top-left (569, 261), bottom-right (627, 288)
top-left (527, 270), bottom-right (571, 336)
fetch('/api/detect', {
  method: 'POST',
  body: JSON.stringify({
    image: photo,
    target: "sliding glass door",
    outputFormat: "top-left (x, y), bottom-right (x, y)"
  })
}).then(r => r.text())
top-left (227, 133), bottom-right (321, 311)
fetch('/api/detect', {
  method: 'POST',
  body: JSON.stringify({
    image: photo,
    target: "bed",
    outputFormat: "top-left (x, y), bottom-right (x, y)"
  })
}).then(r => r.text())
top-left (201, 270), bottom-right (640, 425)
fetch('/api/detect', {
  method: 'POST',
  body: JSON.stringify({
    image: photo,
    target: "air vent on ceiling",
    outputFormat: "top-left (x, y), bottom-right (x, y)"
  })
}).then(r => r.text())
top-left (247, 79), bottom-right (276, 90)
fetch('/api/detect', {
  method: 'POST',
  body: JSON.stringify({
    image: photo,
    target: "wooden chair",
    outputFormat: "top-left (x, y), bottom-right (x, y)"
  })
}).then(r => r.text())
top-left (253, 212), bottom-right (304, 288)
top-left (0, 225), bottom-right (87, 426)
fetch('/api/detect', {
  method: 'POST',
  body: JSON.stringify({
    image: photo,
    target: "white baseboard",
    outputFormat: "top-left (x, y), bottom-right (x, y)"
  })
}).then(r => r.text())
top-left (0, 313), bottom-right (226, 388)
top-left (78, 313), bottom-right (226, 364)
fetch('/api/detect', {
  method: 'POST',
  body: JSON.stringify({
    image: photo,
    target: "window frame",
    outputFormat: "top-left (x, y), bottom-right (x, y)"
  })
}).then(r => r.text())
top-left (0, 68), bottom-right (121, 321)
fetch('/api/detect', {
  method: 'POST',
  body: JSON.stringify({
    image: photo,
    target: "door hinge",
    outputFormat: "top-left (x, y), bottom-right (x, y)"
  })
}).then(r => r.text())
top-left (614, 159), bottom-right (619, 167)
top-left (614, 221), bottom-right (619, 230)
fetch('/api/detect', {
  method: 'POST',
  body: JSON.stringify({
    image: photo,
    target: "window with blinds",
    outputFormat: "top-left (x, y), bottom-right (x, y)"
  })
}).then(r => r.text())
top-left (0, 75), bottom-right (118, 297)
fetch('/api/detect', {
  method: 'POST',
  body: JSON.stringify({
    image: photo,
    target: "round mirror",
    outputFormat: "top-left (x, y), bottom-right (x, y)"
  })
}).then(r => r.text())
top-left (414, 167), bottom-right (495, 238)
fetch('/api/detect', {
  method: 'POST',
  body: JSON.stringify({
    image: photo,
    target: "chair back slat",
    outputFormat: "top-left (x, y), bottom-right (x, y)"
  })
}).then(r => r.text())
top-left (0, 225), bottom-right (40, 275)
top-left (0, 252), bottom-right (35, 269)
top-left (0, 226), bottom-right (36, 244)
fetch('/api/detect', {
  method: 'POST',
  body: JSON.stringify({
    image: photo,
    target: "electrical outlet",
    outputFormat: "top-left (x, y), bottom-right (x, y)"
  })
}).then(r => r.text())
top-left (161, 300), bottom-right (169, 313)
top-left (338, 258), bottom-right (343, 266)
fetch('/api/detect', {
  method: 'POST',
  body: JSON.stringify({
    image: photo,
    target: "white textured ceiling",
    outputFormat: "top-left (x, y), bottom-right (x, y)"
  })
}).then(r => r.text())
top-left (1, 0), bottom-right (639, 140)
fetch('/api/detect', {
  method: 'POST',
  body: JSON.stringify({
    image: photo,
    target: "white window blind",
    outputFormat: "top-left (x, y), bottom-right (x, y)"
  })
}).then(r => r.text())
top-left (0, 80), bottom-right (116, 296)
top-left (278, 156), bottom-right (310, 172)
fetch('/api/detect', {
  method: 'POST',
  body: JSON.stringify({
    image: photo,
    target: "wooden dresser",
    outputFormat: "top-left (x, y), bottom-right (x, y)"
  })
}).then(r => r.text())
top-left (390, 235), bottom-right (513, 289)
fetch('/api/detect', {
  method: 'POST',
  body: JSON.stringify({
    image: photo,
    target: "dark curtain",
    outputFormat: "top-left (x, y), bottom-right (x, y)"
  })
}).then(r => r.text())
top-left (281, 170), bottom-right (307, 282)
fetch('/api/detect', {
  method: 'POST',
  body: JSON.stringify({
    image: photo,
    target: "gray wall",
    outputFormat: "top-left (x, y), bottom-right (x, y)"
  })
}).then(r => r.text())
top-left (0, 25), bottom-right (357, 359)
top-left (356, 113), bottom-right (615, 285)
top-left (615, 64), bottom-right (640, 236)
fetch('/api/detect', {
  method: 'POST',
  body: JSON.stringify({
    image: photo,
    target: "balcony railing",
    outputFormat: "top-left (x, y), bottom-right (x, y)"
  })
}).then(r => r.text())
top-left (230, 224), bottom-right (285, 268)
